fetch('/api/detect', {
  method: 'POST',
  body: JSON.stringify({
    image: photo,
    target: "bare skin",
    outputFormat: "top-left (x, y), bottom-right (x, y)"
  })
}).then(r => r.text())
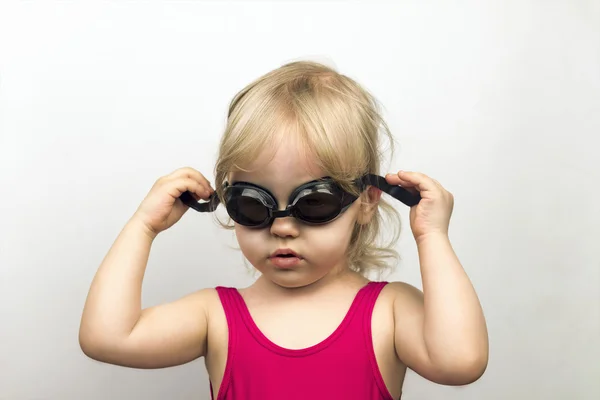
top-left (79, 214), bottom-right (404, 398)
top-left (79, 162), bottom-right (488, 399)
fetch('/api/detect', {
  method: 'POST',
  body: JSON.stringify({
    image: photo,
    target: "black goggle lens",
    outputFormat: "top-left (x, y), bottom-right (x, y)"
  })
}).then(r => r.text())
top-left (224, 185), bottom-right (347, 227)
top-left (294, 192), bottom-right (341, 223)
top-left (226, 195), bottom-right (270, 226)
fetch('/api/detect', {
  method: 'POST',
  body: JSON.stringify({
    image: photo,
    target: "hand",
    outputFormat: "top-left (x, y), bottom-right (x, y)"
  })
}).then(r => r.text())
top-left (385, 171), bottom-right (454, 241)
top-left (132, 167), bottom-right (214, 238)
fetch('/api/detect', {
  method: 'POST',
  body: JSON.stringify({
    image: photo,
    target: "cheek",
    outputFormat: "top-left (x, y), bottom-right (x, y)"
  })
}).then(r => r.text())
top-left (234, 225), bottom-right (268, 261)
top-left (307, 203), bottom-right (360, 257)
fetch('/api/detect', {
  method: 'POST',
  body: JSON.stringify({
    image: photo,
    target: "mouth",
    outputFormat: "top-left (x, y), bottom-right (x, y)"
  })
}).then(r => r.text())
top-left (268, 249), bottom-right (303, 268)
top-left (269, 248), bottom-right (302, 259)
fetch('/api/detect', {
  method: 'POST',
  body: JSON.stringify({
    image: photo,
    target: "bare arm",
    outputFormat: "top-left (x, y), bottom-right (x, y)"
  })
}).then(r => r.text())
top-left (384, 170), bottom-right (488, 385)
top-left (392, 233), bottom-right (489, 385)
top-left (79, 217), bottom-right (211, 369)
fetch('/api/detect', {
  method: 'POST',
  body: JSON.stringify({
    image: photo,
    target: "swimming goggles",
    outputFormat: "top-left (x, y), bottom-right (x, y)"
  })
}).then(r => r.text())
top-left (179, 174), bottom-right (420, 229)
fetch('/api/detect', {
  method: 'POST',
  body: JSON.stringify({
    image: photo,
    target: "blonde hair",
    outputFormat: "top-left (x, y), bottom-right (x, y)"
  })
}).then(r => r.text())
top-left (213, 61), bottom-right (402, 277)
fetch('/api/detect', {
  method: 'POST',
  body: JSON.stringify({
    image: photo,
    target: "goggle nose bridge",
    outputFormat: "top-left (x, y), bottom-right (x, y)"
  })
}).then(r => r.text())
top-left (271, 208), bottom-right (295, 219)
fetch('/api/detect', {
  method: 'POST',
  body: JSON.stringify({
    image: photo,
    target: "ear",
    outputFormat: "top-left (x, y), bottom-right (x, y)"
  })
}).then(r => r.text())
top-left (357, 186), bottom-right (382, 225)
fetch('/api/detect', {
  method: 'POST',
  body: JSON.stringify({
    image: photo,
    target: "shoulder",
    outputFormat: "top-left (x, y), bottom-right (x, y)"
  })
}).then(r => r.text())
top-left (189, 287), bottom-right (223, 312)
top-left (368, 280), bottom-right (423, 316)
top-left (184, 287), bottom-right (221, 303)
top-left (172, 287), bottom-right (224, 324)
top-left (194, 286), bottom-right (247, 325)
top-left (381, 281), bottom-right (425, 310)
top-left (383, 281), bottom-right (423, 297)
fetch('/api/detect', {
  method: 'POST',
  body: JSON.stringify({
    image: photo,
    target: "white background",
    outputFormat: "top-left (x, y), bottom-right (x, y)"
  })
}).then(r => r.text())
top-left (1, 1), bottom-right (599, 399)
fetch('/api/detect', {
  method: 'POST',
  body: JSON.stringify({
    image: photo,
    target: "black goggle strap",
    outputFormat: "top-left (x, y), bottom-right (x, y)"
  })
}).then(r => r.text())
top-left (179, 190), bottom-right (221, 213)
top-left (179, 174), bottom-right (421, 212)
top-left (357, 174), bottom-right (422, 207)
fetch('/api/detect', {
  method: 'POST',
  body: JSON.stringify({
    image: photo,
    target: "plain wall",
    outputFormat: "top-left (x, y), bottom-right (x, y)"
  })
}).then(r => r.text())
top-left (1, 1), bottom-right (599, 399)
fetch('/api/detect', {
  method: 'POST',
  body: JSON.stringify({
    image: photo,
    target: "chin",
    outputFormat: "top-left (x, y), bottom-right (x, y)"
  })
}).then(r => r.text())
top-left (273, 279), bottom-right (315, 289)
top-left (265, 270), bottom-right (323, 290)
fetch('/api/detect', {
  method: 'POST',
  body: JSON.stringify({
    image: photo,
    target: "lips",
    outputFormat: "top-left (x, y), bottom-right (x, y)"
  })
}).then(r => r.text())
top-left (269, 248), bottom-right (302, 259)
top-left (268, 248), bottom-right (303, 269)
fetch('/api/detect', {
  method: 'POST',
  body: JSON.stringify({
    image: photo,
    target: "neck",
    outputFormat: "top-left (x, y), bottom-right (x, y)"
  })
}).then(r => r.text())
top-left (256, 267), bottom-right (367, 299)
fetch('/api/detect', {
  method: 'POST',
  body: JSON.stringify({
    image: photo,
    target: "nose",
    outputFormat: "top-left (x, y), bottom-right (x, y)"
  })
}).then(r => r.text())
top-left (269, 215), bottom-right (300, 238)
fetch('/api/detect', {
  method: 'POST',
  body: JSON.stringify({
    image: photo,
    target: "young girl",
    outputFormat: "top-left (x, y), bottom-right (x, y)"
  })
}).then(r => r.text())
top-left (79, 61), bottom-right (488, 399)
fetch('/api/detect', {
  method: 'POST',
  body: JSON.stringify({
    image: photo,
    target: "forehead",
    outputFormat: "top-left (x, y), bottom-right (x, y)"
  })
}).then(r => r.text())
top-left (229, 134), bottom-right (325, 198)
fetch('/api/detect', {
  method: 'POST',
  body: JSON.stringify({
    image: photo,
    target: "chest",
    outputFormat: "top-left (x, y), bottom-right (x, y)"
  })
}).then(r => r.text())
top-left (204, 288), bottom-right (405, 399)
top-left (245, 298), bottom-right (361, 349)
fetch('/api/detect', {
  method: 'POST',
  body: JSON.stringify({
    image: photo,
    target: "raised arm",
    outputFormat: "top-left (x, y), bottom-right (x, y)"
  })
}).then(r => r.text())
top-left (385, 171), bottom-right (488, 385)
top-left (79, 167), bottom-right (216, 368)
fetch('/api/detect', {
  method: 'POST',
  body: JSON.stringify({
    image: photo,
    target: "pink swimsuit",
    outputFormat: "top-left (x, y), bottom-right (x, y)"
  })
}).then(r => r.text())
top-left (211, 281), bottom-right (395, 400)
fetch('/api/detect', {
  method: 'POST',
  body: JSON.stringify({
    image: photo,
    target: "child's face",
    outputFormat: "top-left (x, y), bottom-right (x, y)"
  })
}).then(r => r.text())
top-left (229, 136), bottom-right (368, 289)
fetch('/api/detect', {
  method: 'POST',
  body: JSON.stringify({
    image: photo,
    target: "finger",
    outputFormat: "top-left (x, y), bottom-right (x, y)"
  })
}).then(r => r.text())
top-left (181, 167), bottom-right (213, 191)
top-left (170, 177), bottom-right (211, 201)
top-left (385, 172), bottom-right (417, 188)
top-left (169, 167), bottom-right (214, 192)
top-left (384, 173), bottom-right (420, 196)
top-left (385, 172), bottom-right (411, 185)
top-left (395, 171), bottom-right (438, 193)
